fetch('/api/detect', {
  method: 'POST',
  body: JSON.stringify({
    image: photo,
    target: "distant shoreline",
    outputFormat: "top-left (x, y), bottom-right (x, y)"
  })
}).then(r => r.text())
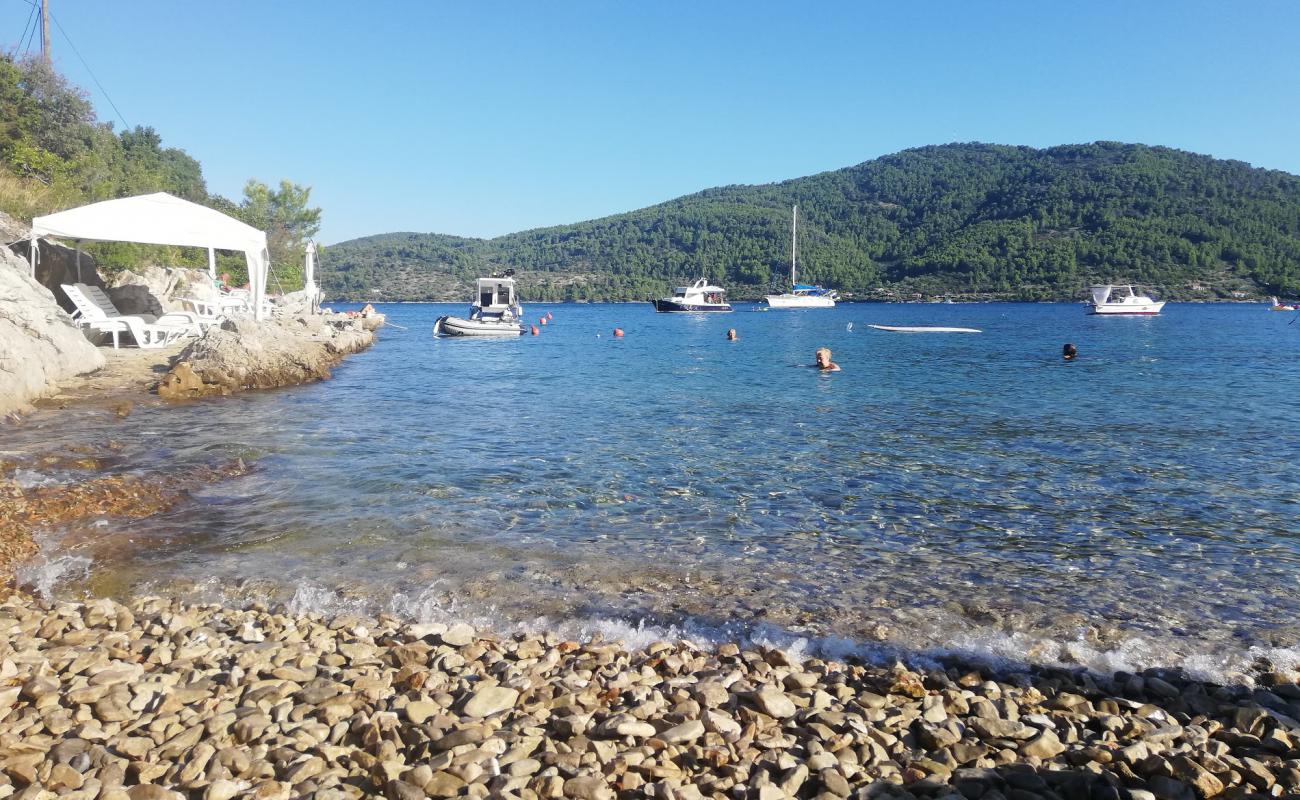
top-left (325, 297), bottom-right (1278, 305)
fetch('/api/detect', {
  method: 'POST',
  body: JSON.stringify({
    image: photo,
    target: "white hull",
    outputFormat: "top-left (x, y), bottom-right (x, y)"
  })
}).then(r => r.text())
top-left (765, 293), bottom-right (835, 309)
top-left (433, 315), bottom-right (524, 336)
top-left (1088, 301), bottom-right (1165, 315)
top-left (1087, 285), bottom-right (1164, 315)
top-left (654, 278), bottom-right (731, 313)
top-left (869, 324), bottom-right (981, 333)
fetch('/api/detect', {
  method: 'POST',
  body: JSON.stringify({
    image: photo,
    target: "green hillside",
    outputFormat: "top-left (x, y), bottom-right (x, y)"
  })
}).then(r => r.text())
top-left (324, 142), bottom-right (1300, 302)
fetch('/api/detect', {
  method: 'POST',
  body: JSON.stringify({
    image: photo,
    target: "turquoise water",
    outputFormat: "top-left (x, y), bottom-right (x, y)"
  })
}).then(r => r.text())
top-left (10, 302), bottom-right (1300, 681)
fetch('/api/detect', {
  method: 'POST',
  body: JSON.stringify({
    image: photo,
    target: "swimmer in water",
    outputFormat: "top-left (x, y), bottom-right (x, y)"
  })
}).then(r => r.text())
top-left (1063, 343), bottom-right (1077, 361)
top-left (815, 347), bottom-right (840, 372)
top-left (727, 328), bottom-right (738, 341)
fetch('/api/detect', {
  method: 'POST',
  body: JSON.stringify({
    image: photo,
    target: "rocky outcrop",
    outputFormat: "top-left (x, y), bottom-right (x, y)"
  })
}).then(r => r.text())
top-left (157, 313), bottom-right (374, 399)
top-left (275, 286), bottom-right (323, 317)
top-left (2, 210), bottom-right (107, 314)
top-left (108, 265), bottom-right (217, 315)
top-left (0, 247), bottom-right (105, 417)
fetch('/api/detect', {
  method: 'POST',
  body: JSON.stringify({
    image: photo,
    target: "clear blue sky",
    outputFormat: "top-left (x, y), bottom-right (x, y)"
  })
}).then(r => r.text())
top-left (6, 0), bottom-right (1299, 243)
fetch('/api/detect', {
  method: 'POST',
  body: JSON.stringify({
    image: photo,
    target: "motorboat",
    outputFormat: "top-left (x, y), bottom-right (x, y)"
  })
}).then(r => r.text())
top-left (653, 278), bottom-right (733, 312)
top-left (433, 273), bottom-right (526, 336)
top-left (1087, 284), bottom-right (1165, 315)
top-left (766, 205), bottom-right (837, 309)
top-left (1269, 296), bottom-right (1300, 311)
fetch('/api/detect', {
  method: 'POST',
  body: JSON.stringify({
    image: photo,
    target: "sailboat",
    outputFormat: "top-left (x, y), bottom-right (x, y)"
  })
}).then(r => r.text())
top-left (765, 205), bottom-right (838, 309)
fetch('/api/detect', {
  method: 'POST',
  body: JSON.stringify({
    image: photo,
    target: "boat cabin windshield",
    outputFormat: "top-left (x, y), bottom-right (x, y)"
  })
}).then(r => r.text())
top-left (476, 280), bottom-right (515, 308)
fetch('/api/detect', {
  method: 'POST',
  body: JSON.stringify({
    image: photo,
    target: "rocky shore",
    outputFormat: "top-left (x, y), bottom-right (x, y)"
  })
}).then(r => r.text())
top-left (2, 593), bottom-right (1297, 800)
top-left (3, 209), bottom-right (380, 415)
top-left (155, 314), bottom-right (374, 400)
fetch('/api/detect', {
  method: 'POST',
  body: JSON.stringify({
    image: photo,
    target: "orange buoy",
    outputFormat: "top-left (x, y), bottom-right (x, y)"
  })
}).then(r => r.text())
top-left (613, 328), bottom-right (624, 337)
top-left (530, 325), bottom-right (539, 336)
top-left (540, 317), bottom-right (547, 325)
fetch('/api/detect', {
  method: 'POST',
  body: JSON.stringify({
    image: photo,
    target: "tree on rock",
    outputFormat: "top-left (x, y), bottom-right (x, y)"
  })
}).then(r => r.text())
top-left (238, 179), bottom-right (322, 289)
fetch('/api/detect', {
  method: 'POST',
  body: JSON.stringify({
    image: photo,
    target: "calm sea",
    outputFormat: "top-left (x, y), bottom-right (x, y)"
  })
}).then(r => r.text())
top-left (11, 301), bottom-right (1300, 682)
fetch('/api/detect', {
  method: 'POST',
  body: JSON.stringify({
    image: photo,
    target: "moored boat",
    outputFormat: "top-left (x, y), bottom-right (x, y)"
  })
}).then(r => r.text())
top-left (765, 205), bottom-right (837, 309)
top-left (1087, 284), bottom-right (1165, 315)
top-left (868, 324), bottom-right (981, 333)
top-left (1269, 296), bottom-right (1300, 311)
top-left (653, 278), bottom-right (733, 312)
top-left (433, 273), bottom-right (525, 336)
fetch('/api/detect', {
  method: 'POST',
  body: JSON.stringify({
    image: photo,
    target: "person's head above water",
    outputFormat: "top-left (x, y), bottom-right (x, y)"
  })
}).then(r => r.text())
top-left (1063, 343), bottom-right (1077, 360)
top-left (726, 328), bottom-right (737, 341)
top-left (815, 347), bottom-right (840, 371)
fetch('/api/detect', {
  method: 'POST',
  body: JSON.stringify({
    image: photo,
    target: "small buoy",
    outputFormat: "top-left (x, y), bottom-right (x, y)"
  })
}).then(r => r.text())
top-left (613, 328), bottom-right (624, 338)
top-left (546, 312), bottom-right (553, 321)
top-left (540, 317), bottom-right (547, 325)
top-left (530, 325), bottom-right (539, 336)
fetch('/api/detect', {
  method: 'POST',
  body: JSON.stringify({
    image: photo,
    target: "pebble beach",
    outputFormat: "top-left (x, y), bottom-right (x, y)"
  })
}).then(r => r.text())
top-left (7, 301), bottom-right (1300, 800)
top-left (3, 593), bottom-right (1299, 800)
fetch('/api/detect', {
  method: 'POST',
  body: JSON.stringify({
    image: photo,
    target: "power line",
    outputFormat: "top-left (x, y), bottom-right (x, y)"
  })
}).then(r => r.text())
top-left (47, 10), bottom-right (130, 129)
top-left (18, 1), bottom-right (38, 55)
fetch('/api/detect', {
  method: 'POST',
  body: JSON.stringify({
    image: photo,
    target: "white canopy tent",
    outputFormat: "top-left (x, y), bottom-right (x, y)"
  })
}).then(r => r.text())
top-left (29, 192), bottom-right (271, 321)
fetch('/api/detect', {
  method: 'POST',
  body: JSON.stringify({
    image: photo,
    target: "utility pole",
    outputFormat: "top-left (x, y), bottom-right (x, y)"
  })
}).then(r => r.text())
top-left (41, 0), bottom-right (51, 65)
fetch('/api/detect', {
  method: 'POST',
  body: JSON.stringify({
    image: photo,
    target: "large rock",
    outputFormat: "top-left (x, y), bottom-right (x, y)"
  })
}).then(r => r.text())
top-left (105, 281), bottom-right (167, 318)
top-left (157, 313), bottom-right (374, 398)
top-left (2, 213), bottom-right (107, 311)
top-left (109, 266), bottom-right (217, 315)
top-left (0, 247), bottom-right (105, 416)
top-left (276, 287), bottom-right (323, 317)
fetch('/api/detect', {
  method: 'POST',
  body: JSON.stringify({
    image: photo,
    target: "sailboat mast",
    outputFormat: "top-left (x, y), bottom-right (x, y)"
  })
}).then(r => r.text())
top-left (791, 205), bottom-right (797, 286)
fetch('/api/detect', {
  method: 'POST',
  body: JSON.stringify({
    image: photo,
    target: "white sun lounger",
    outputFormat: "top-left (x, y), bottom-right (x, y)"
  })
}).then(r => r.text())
top-left (177, 295), bottom-right (242, 324)
top-left (61, 283), bottom-right (199, 349)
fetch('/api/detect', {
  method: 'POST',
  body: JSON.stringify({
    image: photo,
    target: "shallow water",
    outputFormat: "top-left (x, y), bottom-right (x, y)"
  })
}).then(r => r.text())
top-left (10, 301), bottom-right (1300, 681)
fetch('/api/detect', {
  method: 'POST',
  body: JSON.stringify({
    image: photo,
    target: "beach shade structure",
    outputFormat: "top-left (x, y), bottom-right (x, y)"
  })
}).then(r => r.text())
top-left (304, 241), bottom-right (317, 292)
top-left (298, 240), bottom-right (322, 314)
top-left (29, 192), bottom-right (272, 321)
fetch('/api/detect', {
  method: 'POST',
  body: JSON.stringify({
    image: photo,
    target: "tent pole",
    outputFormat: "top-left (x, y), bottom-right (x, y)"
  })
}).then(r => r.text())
top-left (208, 248), bottom-right (216, 280)
top-left (253, 249), bottom-right (267, 322)
top-left (304, 241), bottom-right (315, 290)
top-left (76, 245), bottom-right (82, 283)
top-left (28, 237), bottom-right (37, 279)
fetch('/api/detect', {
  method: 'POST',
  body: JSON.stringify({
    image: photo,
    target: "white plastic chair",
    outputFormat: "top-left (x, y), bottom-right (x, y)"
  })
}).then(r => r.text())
top-left (61, 284), bottom-right (198, 349)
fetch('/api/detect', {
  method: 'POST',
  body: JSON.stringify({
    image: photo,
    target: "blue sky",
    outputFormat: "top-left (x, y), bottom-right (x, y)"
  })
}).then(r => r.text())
top-left (5, 0), bottom-right (1299, 243)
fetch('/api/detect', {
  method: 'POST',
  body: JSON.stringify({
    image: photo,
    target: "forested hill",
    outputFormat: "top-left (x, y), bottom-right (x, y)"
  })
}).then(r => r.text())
top-left (324, 143), bottom-right (1300, 302)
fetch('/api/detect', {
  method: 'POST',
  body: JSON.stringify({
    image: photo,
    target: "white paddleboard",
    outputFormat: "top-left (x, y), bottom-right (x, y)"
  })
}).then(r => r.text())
top-left (868, 324), bottom-right (982, 333)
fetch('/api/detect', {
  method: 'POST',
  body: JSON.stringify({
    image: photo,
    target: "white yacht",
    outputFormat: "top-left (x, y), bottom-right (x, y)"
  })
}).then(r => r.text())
top-left (433, 273), bottom-right (526, 336)
top-left (1087, 284), bottom-right (1165, 316)
top-left (766, 205), bottom-right (837, 309)
top-left (653, 278), bottom-right (733, 312)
